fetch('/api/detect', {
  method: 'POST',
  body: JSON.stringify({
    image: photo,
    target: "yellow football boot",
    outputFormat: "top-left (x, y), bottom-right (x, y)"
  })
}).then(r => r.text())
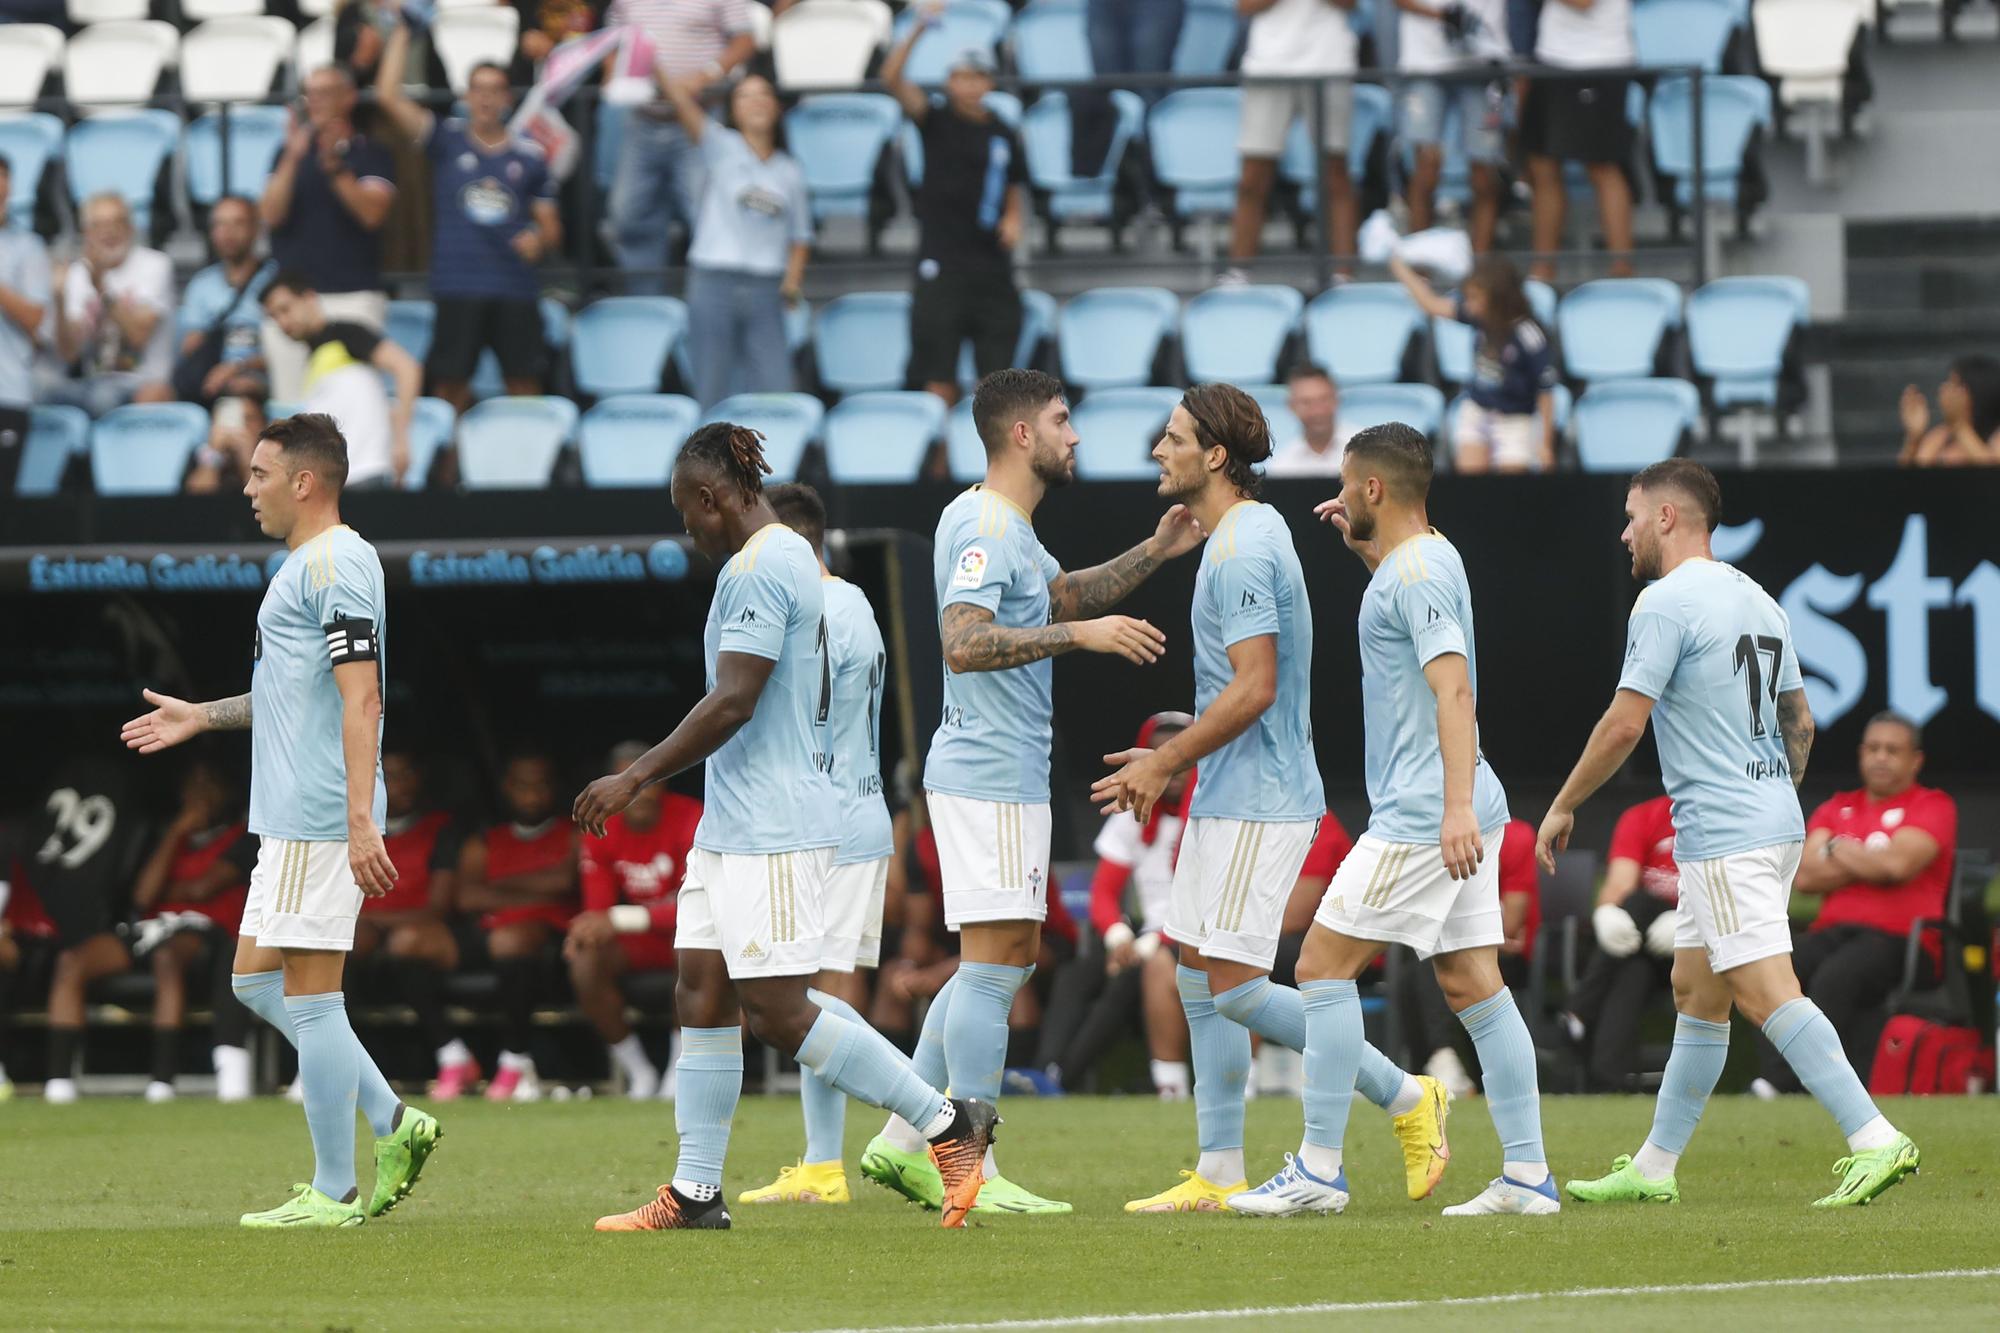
top-left (737, 1160), bottom-right (851, 1205)
top-left (1123, 1169), bottom-right (1246, 1213)
top-left (1391, 1074), bottom-right (1453, 1201)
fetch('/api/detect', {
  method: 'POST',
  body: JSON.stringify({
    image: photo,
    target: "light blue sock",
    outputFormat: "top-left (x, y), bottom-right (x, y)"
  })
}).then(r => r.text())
top-left (1212, 975), bottom-right (1408, 1112)
top-left (233, 969), bottom-right (400, 1137)
top-left (942, 962), bottom-right (1028, 1104)
top-left (1456, 989), bottom-right (1546, 1170)
top-left (1301, 979), bottom-right (1361, 1153)
top-left (797, 1001), bottom-right (949, 1133)
top-left (673, 1026), bottom-right (743, 1189)
top-left (910, 973), bottom-right (956, 1090)
top-left (1179, 965), bottom-right (1248, 1158)
top-left (799, 991), bottom-right (867, 1163)
top-left (1763, 998), bottom-right (1882, 1137)
top-left (1645, 1014), bottom-right (1731, 1158)
top-left (284, 992), bottom-right (361, 1202)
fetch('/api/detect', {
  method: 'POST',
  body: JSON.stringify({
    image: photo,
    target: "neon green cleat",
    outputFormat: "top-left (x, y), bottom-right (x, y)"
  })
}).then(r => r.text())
top-left (859, 1135), bottom-right (944, 1211)
top-left (1564, 1155), bottom-right (1680, 1204)
top-left (369, 1106), bottom-right (442, 1218)
top-left (1813, 1133), bottom-right (1920, 1208)
top-left (971, 1175), bottom-right (1071, 1216)
top-left (241, 1183), bottom-right (367, 1229)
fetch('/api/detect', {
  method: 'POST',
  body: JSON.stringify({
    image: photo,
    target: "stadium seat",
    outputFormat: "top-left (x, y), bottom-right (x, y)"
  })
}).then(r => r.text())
top-left (569, 296), bottom-right (688, 398)
top-left (1648, 75), bottom-right (1771, 211)
top-left (823, 391), bottom-right (949, 483)
top-left (1303, 284), bottom-right (1424, 386)
top-left (182, 0), bottom-right (275, 17)
top-left (771, 0), bottom-right (891, 91)
top-left (1173, 0), bottom-right (1241, 75)
top-left (1432, 316), bottom-right (1475, 386)
top-left (814, 291), bottom-right (912, 396)
top-left (578, 394), bottom-right (701, 487)
top-left (1011, 0), bottom-right (1091, 80)
top-left (432, 7), bottom-right (520, 95)
top-left (1281, 83), bottom-right (1394, 204)
top-left (1182, 285), bottom-right (1302, 385)
top-left (1572, 378), bottom-right (1701, 471)
top-left (785, 93), bottom-right (902, 221)
top-left (1632, 0), bottom-right (1736, 72)
top-left (66, 0), bottom-right (148, 19)
top-left (1685, 274), bottom-right (1809, 408)
top-left (945, 397), bottom-right (986, 481)
top-left (898, 91), bottom-right (1020, 191)
top-left (406, 396), bottom-right (457, 489)
top-left (180, 17), bottom-right (295, 105)
top-left (89, 403), bottom-right (209, 496)
top-left (1148, 88), bottom-right (1242, 218)
top-left (1557, 279), bottom-right (1685, 383)
top-left (1239, 383), bottom-right (1302, 453)
top-left (1022, 90), bottom-right (1145, 227)
top-left (700, 393), bottom-right (825, 482)
top-left (888, 0), bottom-right (1012, 85)
top-left (956, 287), bottom-right (1055, 389)
top-left (456, 396), bottom-right (579, 489)
top-left (0, 114), bottom-right (63, 231)
top-left (745, 0), bottom-right (774, 49)
top-left (63, 20), bottom-right (178, 112)
top-left (1071, 388), bottom-right (1179, 480)
top-left (384, 299), bottom-right (437, 366)
top-left (1058, 286), bottom-right (1178, 390)
top-left (1338, 383), bottom-right (1446, 439)
top-left (468, 296), bottom-right (571, 401)
top-left (64, 113), bottom-right (180, 233)
top-left (185, 105), bottom-right (290, 205)
top-left (1526, 278), bottom-right (1557, 327)
top-left (17, 405), bottom-right (91, 498)
top-left (1752, 0), bottom-right (1865, 184)
top-left (0, 24), bottom-right (63, 110)
top-left (295, 15), bottom-right (335, 77)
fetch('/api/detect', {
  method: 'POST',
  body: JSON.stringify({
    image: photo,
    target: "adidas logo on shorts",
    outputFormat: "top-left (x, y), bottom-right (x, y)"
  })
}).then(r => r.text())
top-left (741, 940), bottom-right (764, 960)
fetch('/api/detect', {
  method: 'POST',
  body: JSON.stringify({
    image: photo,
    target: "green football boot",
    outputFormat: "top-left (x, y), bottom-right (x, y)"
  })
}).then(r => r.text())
top-left (859, 1135), bottom-right (944, 1210)
top-left (370, 1106), bottom-right (443, 1218)
top-left (968, 1175), bottom-right (1072, 1216)
top-left (240, 1183), bottom-right (367, 1229)
top-left (1812, 1134), bottom-right (1920, 1208)
top-left (1564, 1155), bottom-right (1680, 1204)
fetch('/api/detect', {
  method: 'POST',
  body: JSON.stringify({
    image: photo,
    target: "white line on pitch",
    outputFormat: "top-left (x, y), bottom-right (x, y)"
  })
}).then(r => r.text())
top-left (803, 1266), bottom-right (2000, 1333)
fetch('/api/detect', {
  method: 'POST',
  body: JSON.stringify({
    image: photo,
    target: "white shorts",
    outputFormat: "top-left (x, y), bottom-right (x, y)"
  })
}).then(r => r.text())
top-left (1675, 842), bottom-right (1802, 973)
top-left (1313, 824), bottom-right (1509, 960)
top-left (240, 837), bottom-right (363, 952)
top-left (1454, 401), bottom-right (1542, 470)
top-left (1164, 817), bottom-right (1322, 969)
top-left (926, 792), bottom-right (1052, 930)
top-left (821, 856), bottom-right (888, 973)
top-left (674, 845), bottom-right (833, 980)
top-left (1239, 81), bottom-right (1352, 159)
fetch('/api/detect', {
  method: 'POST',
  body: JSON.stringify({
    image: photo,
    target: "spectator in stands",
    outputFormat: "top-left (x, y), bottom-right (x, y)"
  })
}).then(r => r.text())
top-left (172, 198), bottom-right (275, 409)
top-left (518, 0), bottom-right (609, 65)
top-left (1223, 0), bottom-right (1360, 285)
top-left (607, 0), bottom-right (757, 295)
top-left (1263, 363), bottom-right (1349, 477)
top-left (456, 750), bottom-right (578, 1102)
top-left (884, 25), bottom-right (1027, 405)
top-left (261, 63), bottom-right (398, 401)
top-left (1088, 0), bottom-right (1184, 105)
top-left (1898, 355), bottom-right (2000, 467)
top-left (38, 194), bottom-right (175, 417)
top-left (661, 71), bottom-right (812, 408)
top-left (1757, 712), bottom-right (1958, 1097)
top-left (351, 750), bottom-right (474, 1098)
top-left (184, 396), bottom-right (267, 496)
top-left (1560, 792), bottom-right (1678, 1090)
top-left (377, 14), bottom-right (563, 412)
top-left (1395, 0), bottom-right (1510, 251)
top-left (567, 741), bottom-right (701, 1099)
top-left (262, 270), bottom-right (420, 488)
top-left (1521, 0), bottom-right (1635, 281)
top-left (0, 155), bottom-right (51, 467)
top-left (1390, 251), bottom-right (1556, 472)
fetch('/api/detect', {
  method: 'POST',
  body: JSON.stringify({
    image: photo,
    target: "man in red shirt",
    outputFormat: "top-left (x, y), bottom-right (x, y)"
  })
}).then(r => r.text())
top-left (1755, 712), bottom-right (1957, 1095)
top-left (565, 741), bottom-right (701, 1100)
top-left (1563, 793), bottom-right (1680, 1089)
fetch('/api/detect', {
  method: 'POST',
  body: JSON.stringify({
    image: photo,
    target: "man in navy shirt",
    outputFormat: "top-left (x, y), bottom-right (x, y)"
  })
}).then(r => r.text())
top-left (377, 9), bottom-right (562, 411)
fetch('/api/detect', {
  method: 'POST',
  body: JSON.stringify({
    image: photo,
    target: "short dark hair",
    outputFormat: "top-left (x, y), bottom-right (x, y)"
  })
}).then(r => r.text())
top-left (263, 267), bottom-right (316, 301)
top-left (260, 412), bottom-right (349, 493)
top-left (1179, 382), bottom-right (1272, 498)
top-left (1630, 458), bottom-right (1722, 532)
top-left (1285, 362), bottom-right (1333, 388)
top-left (972, 368), bottom-right (1066, 458)
top-left (1864, 710), bottom-right (1923, 749)
top-left (767, 482), bottom-right (827, 554)
top-left (1342, 421), bottom-right (1432, 501)
top-left (674, 421), bottom-right (770, 501)
top-left (212, 193), bottom-right (257, 218)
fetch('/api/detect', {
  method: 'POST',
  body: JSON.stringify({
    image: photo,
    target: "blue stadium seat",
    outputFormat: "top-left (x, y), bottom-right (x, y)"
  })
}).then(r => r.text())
top-left (1572, 378), bottom-right (1701, 471)
top-left (824, 391), bottom-right (948, 483)
top-left (185, 105), bottom-right (288, 206)
top-left (570, 296), bottom-right (688, 398)
top-left (1173, 0), bottom-right (1240, 75)
top-left (1282, 84), bottom-right (1395, 205)
top-left (1011, 0), bottom-right (1090, 80)
top-left (1433, 315), bottom-right (1475, 386)
top-left (1442, 385), bottom-right (1572, 465)
top-left (1239, 383), bottom-right (1302, 454)
top-left (701, 393), bottom-right (825, 482)
top-left (1303, 284), bottom-right (1424, 386)
top-left (1633, 0), bottom-right (1737, 73)
top-left (1526, 278), bottom-right (1557, 327)
top-left (578, 394), bottom-right (701, 487)
top-left (1182, 285), bottom-right (1303, 385)
top-left (814, 291), bottom-right (912, 396)
top-left (958, 287), bottom-right (1055, 389)
top-left (889, 0), bottom-right (1012, 85)
top-left (1558, 278), bottom-right (1685, 383)
top-left (18, 405), bottom-right (90, 497)
top-left (469, 296), bottom-right (571, 402)
top-left (1686, 275), bottom-right (1809, 408)
top-left (786, 93), bottom-right (902, 221)
top-left (946, 397), bottom-right (986, 481)
top-left (1022, 90), bottom-right (1145, 225)
top-left (0, 113), bottom-right (62, 231)
top-left (406, 396), bottom-right (456, 489)
top-left (1058, 287), bottom-right (1178, 390)
top-left (89, 403), bottom-right (209, 496)
top-left (1072, 387), bottom-right (1180, 480)
top-left (64, 112), bottom-right (179, 233)
top-left (1648, 75), bottom-right (1771, 210)
top-left (1148, 88), bottom-right (1242, 217)
top-left (1339, 383), bottom-right (1446, 439)
top-left (899, 92), bottom-right (1021, 191)
top-left (457, 396), bottom-right (579, 489)
top-left (384, 299), bottom-right (435, 365)
top-left (786, 298), bottom-right (813, 352)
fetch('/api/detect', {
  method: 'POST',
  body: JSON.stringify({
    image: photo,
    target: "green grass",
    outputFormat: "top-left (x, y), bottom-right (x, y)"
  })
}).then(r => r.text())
top-left (3, 1093), bottom-right (1995, 1331)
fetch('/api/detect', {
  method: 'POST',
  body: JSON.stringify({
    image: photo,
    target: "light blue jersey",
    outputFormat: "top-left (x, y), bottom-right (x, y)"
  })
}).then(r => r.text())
top-left (923, 487), bottom-right (1064, 804)
top-left (1617, 558), bottom-right (1806, 861)
top-left (250, 524), bottom-right (387, 841)
top-left (1188, 502), bottom-right (1324, 822)
top-left (1357, 532), bottom-right (1508, 843)
top-left (696, 523), bottom-right (842, 856)
top-left (823, 576), bottom-right (894, 866)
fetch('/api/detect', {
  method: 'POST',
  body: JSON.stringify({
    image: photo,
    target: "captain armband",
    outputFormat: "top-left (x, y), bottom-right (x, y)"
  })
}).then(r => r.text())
top-left (323, 616), bottom-right (380, 666)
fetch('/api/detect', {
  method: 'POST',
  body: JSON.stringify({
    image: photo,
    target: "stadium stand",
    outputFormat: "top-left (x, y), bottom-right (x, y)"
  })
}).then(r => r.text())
top-left (813, 291), bottom-right (914, 397)
top-left (1631, 0), bottom-right (1740, 73)
top-left (699, 392), bottom-right (826, 481)
top-left (1057, 286), bottom-right (1179, 391)
top-left (1340, 382), bottom-right (1446, 440)
top-left (89, 403), bottom-right (210, 495)
top-left (1557, 279), bottom-right (1686, 385)
top-left (178, 17), bottom-right (296, 106)
top-left (568, 297), bottom-right (689, 400)
top-left (18, 405), bottom-right (91, 498)
top-left (185, 106), bottom-right (292, 206)
top-left (771, 0), bottom-right (893, 92)
top-left (785, 93), bottom-right (903, 230)
top-left (1181, 284), bottom-right (1303, 386)
top-left (887, 0), bottom-right (1013, 86)
top-left (1010, 0), bottom-right (1092, 81)
top-left (1572, 377), bottom-right (1703, 471)
top-left (1070, 386), bottom-right (1180, 479)
top-left (63, 113), bottom-right (180, 235)
top-left (406, 396), bottom-right (459, 489)
top-left (431, 5), bottom-right (521, 96)
top-left (1303, 283), bottom-right (1425, 386)
top-left (576, 394), bottom-right (701, 487)
top-left (0, 23), bottom-right (63, 109)
top-left (823, 390), bottom-right (949, 482)
top-left (456, 396), bottom-right (579, 489)
top-left (1685, 275), bottom-right (1810, 409)
top-left (1021, 90), bottom-right (1146, 241)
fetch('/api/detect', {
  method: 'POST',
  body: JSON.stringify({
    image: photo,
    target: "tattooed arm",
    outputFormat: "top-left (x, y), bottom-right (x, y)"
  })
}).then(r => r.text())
top-left (941, 603), bottom-right (1165, 674)
top-left (203, 694), bottom-right (252, 730)
top-left (121, 689), bottom-right (249, 754)
top-left (1776, 687), bottom-right (1814, 788)
top-left (1046, 505), bottom-right (1204, 623)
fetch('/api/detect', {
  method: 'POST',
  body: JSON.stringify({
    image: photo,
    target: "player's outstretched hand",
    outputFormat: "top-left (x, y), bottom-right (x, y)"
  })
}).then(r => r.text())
top-left (573, 771), bottom-right (639, 838)
top-left (120, 689), bottom-right (204, 754)
top-left (1535, 807), bottom-right (1573, 874)
top-left (1074, 615), bottom-right (1166, 665)
top-left (1150, 504), bottom-right (1206, 560)
top-left (1092, 746), bottom-right (1169, 823)
top-left (348, 824), bottom-right (399, 898)
top-left (1440, 805), bottom-right (1484, 881)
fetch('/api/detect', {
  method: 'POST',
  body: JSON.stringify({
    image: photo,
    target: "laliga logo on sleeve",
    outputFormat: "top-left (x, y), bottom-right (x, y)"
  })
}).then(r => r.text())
top-left (951, 545), bottom-right (989, 590)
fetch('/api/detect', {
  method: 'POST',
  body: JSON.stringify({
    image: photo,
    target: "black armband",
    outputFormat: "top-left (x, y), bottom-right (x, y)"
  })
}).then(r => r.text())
top-left (324, 616), bottom-right (380, 665)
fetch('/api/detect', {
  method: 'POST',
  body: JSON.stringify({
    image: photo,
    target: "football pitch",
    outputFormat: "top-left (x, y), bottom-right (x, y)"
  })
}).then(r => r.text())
top-left (5, 1094), bottom-right (1995, 1331)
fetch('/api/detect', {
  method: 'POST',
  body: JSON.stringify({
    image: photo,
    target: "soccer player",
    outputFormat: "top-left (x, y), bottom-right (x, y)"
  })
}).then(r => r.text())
top-left (575, 424), bottom-right (996, 1232)
top-left (1235, 421), bottom-right (1552, 1218)
top-left (119, 412), bottom-right (441, 1228)
top-left (859, 368), bottom-right (1202, 1217)
top-left (1545, 460), bottom-right (1921, 1208)
top-left (1093, 387), bottom-right (1452, 1215)
top-left (735, 483), bottom-right (895, 1204)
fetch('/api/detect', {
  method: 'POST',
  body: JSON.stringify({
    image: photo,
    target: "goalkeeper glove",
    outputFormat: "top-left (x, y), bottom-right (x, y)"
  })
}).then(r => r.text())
top-left (1592, 903), bottom-right (1642, 958)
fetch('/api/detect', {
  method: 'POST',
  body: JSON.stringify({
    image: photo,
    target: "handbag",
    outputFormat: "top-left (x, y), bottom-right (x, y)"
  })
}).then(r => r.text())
top-left (172, 263), bottom-right (270, 404)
